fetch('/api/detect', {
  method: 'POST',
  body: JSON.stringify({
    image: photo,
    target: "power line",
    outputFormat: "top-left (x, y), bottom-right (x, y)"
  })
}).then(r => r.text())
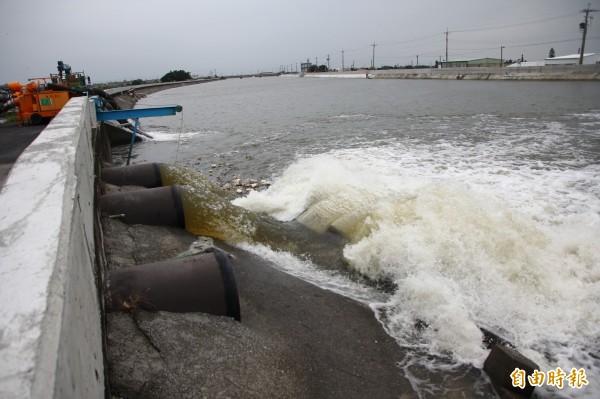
top-left (451, 12), bottom-right (579, 34)
top-left (378, 32), bottom-right (443, 47)
top-left (343, 45), bottom-right (372, 54)
top-left (505, 36), bottom-right (598, 49)
top-left (374, 34), bottom-right (600, 66)
top-left (271, 9), bottom-right (594, 73)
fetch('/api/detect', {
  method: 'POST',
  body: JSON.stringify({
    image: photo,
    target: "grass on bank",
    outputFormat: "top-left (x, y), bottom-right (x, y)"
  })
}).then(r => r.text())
top-left (0, 110), bottom-right (18, 124)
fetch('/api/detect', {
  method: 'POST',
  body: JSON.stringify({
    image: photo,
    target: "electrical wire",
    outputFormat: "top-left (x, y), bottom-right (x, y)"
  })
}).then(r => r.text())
top-left (451, 12), bottom-right (579, 34)
top-left (505, 36), bottom-right (599, 49)
top-left (263, 10), bottom-right (591, 71)
top-left (378, 33), bottom-right (444, 47)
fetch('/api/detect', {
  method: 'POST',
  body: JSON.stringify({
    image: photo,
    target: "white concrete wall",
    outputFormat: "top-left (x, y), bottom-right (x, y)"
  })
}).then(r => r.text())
top-left (0, 97), bottom-right (104, 398)
top-left (368, 64), bottom-right (600, 80)
top-left (298, 65), bottom-right (600, 80)
top-left (303, 72), bottom-right (367, 79)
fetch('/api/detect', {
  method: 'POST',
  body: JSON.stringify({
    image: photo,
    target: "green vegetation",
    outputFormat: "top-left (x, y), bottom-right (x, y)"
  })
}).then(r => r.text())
top-left (131, 79), bottom-right (145, 85)
top-left (309, 65), bottom-right (329, 72)
top-left (0, 110), bottom-right (18, 123)
top-left (160, 70), bottom-right (192, 82)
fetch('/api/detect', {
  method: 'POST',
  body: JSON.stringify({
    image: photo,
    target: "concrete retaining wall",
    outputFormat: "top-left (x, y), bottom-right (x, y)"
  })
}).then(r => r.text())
top-left (371, 65), bottom-right (600, 80)
top-left (103, 79), bottom-right (215, 96)
top-left (302, 72), bottom-right (368, 79)
top-left (0, 97), bottom-right (104, 398)
top-left (303, 65), bottom-right (600, 80)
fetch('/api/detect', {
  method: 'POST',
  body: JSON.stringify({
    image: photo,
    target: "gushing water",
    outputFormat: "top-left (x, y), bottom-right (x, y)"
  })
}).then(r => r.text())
top-left (127, 78), bottom-right (600, 398)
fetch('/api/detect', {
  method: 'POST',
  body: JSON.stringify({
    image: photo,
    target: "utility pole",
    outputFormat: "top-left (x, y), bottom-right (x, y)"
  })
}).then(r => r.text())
top-left (579, 3), bottom-right (598, 65)
top-left (500, 46), bottom-right (505, 67)
top-left (327, 54), bottom-right (330, 71)
top-left (416, 55), bottom-right (419, 67)
top-left (445, 28), bottom-right (449, 68)
top-left (372, 42), bottom-right (377, 69)
top-left (342, 50), bottom-right (345, 72)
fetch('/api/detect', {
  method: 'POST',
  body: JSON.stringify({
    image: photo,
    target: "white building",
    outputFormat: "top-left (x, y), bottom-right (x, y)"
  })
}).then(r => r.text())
top-left (507, 60), bottom-right (546, 67)
top-left (545, 53), bottom-right (600, 65)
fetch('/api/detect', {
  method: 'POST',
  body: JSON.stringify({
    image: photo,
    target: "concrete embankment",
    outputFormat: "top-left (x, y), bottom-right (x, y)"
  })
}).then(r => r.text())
top-left (0, 97), bottom-right (104, 398)
top-left (104, 79), bottom-right (217, 110)
top-left (302, 64), bottom-right (600, 80)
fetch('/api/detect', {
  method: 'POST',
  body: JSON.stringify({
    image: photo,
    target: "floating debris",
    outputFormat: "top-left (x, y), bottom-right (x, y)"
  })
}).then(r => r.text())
top-left (179, 160), bottom-right (271, 196)
top-left (222, 177), bottom-right (271, 195)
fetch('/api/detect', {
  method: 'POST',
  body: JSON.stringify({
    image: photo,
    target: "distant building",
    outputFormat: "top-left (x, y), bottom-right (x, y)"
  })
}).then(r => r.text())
top-left (442, 58), bottom-right (502, 68)
top-left (301, 62), bottom-right (313, 73)
top-left (544, 53), bottom-right (600, 65)
top-left (507, 60), bottom-right (546, 67)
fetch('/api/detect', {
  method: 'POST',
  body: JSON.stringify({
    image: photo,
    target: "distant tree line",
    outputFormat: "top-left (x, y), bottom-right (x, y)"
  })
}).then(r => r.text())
top-left (309, 65), bottom-right (329, 72)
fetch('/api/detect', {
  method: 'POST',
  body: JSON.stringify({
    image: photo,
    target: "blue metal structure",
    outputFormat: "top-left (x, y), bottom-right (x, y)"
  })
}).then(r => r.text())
top-left (95, 105), bottom-right (182, 121)
top-left (92, 96), bottom-right (182, 165)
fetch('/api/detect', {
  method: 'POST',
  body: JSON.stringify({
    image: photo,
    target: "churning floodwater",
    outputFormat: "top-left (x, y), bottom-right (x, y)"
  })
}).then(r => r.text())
top-left (119, 77), bottom-right (600, 398)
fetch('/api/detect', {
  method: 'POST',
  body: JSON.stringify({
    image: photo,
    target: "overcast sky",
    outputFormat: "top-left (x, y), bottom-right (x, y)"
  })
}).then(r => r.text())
top-left (1, 0), bottom-right (599, 83)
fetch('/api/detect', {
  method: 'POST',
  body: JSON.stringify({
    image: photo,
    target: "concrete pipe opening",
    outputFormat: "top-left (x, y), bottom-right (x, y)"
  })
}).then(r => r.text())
top-left (104, 251), bottom-right (241, 321)
top-left (99, 186), bottom-right (185, 228)
top-left (101, 163), bottom-right (163, 188)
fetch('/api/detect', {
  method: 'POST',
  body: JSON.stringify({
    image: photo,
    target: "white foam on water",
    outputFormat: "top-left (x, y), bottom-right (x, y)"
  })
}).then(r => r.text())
top-left (234, 134), bottom-right (600, 397)
top-left (330, 113), bottom-right (377, 121)
top-left (139, 130), bottom-right (208, 142)
top-left (236, 242), bottom-right (387, 305)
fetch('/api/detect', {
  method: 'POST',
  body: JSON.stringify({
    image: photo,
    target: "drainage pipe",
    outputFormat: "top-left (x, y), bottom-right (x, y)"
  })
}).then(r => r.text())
top-left (0, 98), bottom-right (18, 114)
top-left (99, 185), bottom-right (184, 227)
top-left (104, 251), bottom-right (240, 321)
top-left (101, 162), bottom-right (163, 188)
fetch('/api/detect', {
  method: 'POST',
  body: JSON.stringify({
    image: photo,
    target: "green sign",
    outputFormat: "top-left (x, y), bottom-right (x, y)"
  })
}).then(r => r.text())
top-left (40, 98), bottom-right (52, 106)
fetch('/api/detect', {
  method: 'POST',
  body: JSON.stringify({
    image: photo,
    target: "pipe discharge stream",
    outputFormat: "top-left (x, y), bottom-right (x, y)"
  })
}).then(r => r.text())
top-left (100, 163), bottom-right (348, 273)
